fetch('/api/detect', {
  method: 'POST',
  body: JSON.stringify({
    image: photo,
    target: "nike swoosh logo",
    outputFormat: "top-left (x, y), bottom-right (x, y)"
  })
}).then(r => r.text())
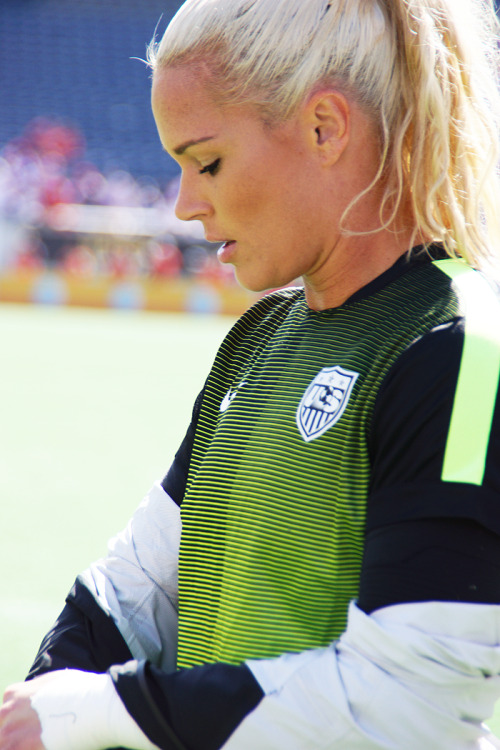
top-left (220, 381), bottom-right (247, 413)
top-left (220, 389), bottom-right (234, 412)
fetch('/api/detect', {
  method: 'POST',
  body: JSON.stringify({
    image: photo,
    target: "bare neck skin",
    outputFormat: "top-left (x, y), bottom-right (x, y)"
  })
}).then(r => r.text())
top-left (302, 217), bottom-right (417, 311)
top-left (298, 94), bottom-right (417, 311)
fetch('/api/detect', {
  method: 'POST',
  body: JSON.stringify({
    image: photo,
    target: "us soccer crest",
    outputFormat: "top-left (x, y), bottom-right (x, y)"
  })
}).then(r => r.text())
top-left (296, 366), bottom-right (359, 442)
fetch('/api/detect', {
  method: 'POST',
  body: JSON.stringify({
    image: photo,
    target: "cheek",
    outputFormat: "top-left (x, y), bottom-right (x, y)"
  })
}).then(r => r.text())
top-left (221, 174), bottom-right (270, 227)
top-left (220, 144), bottom-right (308, 237)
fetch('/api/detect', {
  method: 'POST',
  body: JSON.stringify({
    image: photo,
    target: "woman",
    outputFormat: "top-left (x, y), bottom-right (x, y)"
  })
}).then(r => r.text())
top-left (2, 0), bottom-right (500, 748)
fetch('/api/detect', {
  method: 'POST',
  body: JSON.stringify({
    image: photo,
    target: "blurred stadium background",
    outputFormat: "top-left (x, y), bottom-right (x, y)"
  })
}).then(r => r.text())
top-left (0, 0), bottom-right (257, 315)
top-left (0, 0), bottom-right (244, 693)
top-left (1, 0), bottom-right (500, 737)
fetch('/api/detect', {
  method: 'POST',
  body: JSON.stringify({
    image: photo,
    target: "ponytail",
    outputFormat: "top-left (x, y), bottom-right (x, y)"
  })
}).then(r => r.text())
top-left (374, 0), bottom-right (500, 267)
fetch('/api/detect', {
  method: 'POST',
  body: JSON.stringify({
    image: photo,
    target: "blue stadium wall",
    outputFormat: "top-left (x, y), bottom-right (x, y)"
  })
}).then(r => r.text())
top-left (0, 0), bottom-right (183, 186)
top-left (1, 0), bottom-right (500, 187)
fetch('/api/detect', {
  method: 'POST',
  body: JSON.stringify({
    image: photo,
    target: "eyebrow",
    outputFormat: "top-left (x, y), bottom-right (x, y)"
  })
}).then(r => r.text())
top-left (172, 135), bottom-right (216, 156)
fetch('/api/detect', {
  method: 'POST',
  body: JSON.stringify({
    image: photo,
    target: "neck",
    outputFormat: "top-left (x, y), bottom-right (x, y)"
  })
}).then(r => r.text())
top-left (303, 226), bottom-right (417, 310)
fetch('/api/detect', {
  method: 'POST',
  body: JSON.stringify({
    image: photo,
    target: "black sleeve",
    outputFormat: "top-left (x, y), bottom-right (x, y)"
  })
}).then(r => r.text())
top-left (110, 659), bottom-right (264, 750)
top-left (357, 517), bottom-right (500, 613)
top-left (161, 387), bottom-right (204, 505)
top-left (367, 319), bottom-right (500, 530)
top-left (26, 576), bottom-right (132, 679)
top-left (358, 320), bottom-right (500, 613)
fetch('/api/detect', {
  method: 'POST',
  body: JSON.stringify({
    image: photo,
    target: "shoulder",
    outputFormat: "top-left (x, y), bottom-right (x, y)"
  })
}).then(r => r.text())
top-left (430, 258), bottom-right (500, 313)
top-left (368, 280), bottom-right (500, 532)
top-left (361, 254), bottom-right (500, 321)
top-left (374, 261), bottom-right (500, 426)
top-left (357, 258), bottom-right (500, 388)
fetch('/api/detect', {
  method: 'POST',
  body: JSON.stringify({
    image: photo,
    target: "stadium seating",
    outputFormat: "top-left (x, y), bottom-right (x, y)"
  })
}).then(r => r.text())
top-left (0, 0), bottom-right (183, 186)
top-left (2, 0), bottom-right (499, 187)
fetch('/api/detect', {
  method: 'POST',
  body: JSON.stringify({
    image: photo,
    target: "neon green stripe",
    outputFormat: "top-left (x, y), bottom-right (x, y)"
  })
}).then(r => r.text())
top-left (434, 259), bottom-right (500, 485)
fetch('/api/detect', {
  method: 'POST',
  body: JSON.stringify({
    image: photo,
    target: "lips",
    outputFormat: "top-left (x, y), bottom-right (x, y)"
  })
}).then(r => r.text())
top-left (217, 240), bottom-right (237, 263)
top-left (205, 234), bottom-right (235, 244)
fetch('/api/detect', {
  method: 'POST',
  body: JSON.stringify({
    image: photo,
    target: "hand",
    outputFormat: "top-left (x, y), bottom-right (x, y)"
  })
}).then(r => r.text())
top-left (0, 674), bottom-right (59, 750)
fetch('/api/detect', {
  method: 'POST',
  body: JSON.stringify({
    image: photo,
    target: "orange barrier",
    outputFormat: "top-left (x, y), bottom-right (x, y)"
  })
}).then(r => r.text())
top-left (0, 270), bottom-right (258, 316)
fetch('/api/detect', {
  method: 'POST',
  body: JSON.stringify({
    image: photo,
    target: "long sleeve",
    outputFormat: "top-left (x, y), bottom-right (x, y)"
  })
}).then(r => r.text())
top-left (29, 600), bottom-right (500, 750)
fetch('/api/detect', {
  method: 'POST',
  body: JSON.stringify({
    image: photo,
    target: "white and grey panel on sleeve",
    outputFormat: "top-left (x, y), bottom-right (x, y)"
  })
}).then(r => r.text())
top-left (223, 601), bottom-right (500, 750)
top-left (81, 481), bottom-right (181, 672)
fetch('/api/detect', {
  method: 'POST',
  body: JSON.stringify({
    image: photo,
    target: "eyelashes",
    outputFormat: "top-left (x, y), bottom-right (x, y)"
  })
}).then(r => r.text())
top-left (199, 158), bottom-right (221, 176)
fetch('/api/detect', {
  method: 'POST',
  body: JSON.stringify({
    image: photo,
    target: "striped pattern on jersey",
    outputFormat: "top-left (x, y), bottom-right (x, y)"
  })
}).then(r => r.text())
top-left (176, 259), bottom-right (466, 669)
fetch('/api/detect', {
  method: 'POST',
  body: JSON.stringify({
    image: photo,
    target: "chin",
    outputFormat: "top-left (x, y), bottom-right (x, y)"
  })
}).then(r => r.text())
top-left (235, 269), bottom-right (297, 294)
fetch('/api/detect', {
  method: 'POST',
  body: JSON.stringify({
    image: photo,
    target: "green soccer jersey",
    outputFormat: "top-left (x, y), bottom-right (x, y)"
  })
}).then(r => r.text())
top-left (176, 255), bottom-right (500, 668)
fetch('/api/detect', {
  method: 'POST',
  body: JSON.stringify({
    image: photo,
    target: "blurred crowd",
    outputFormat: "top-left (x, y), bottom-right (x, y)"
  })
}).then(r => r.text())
top-left (0, 118), bottom-right (233, 283)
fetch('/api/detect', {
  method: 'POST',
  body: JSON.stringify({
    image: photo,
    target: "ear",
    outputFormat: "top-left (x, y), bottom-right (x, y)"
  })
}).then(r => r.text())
top-left (303, 89), bottom-right (350, 166)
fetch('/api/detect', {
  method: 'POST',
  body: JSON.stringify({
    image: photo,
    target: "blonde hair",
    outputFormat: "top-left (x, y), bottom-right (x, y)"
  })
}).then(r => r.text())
top-left (148, 0), bottom-right (500, 268)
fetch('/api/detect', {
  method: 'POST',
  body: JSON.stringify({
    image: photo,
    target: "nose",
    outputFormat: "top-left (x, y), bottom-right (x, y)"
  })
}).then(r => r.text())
top-left (174, 172), bottom-right (212, 222)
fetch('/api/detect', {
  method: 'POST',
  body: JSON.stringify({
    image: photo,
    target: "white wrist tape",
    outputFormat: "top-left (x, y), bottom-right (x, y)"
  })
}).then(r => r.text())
top-left (30, 669), bottom-right (160, 750)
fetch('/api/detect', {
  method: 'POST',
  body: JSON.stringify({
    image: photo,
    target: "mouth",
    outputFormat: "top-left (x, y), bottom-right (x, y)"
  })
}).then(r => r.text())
top-left (217, 240), bottom-right (237, 264)
top-left (206, 235), bottom-right (235, 245)
top-left (205, 232), bottom-right (235, 245)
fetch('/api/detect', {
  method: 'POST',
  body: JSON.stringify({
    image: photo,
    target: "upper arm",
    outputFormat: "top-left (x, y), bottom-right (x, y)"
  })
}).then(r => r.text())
top-left (359, 319), bottom-right (500, 613)
top-left (81, 481), bottom-right (181, 671)
top-left (26, 389), bottom-right (205, 682)
top-left (368, 318), bottom-right (500, 527)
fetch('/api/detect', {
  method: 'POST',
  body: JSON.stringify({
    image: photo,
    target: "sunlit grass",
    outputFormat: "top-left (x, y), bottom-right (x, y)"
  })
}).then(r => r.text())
top-left (0, 303), bottom-right (233, 688)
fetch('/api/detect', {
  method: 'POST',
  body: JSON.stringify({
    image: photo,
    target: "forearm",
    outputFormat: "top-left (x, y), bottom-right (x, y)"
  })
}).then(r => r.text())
top-left (20, 601), bottom-right (500, 750)
top-left (25, 515), bottom-right (500, 749)
top-left (27, 578), bottom-right (133, 680)
top-left (7, 670), bottom-right (161, 750)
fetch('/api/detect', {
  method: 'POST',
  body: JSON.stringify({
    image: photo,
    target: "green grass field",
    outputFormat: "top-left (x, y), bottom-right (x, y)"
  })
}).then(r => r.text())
top-left (0, 303), bottom-right (233, 690)
top-left (1, 301), bottom-right (499, 737)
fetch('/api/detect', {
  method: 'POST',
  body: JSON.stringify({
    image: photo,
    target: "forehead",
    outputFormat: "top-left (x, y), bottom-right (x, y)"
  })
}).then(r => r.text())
top-left (151, 64), bottom-right (272, 155)
top-left (152, 65), bottom-right (239, 151)
top-left (153, 63), bottom-right (214, 109)
top-left (153, 65), bottom-right (218, 123)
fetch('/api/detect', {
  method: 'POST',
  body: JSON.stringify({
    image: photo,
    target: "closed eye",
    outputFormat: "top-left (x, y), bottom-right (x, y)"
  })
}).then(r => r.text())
top-left (199, 158), bottom-right (221, 176)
